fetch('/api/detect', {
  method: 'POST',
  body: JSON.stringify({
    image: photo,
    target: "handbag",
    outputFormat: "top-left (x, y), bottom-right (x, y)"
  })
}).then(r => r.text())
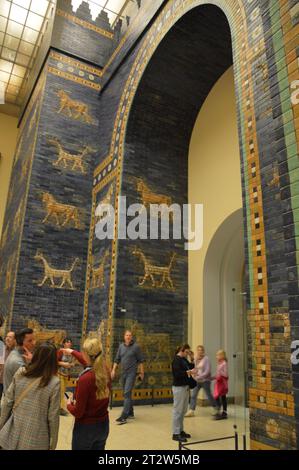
top-left (12, 377), bottom-right (41, 411)
top-left (0, 377), bottom-right (40, 449)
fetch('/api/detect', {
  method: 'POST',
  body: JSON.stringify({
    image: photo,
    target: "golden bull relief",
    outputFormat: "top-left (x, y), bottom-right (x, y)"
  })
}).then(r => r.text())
top-left (125, 320), bottom-right (173, 365)
top-left (34, 251), bottom-right (79, 290)
top-left (135, 178), bottom-right (172, 209)
top-left (132, 248), bottom-right (176, 291)
top-left (91, 249), bottom-right (109, 289)
top-left (27, 319), bottom-right (66, 346)
top-left (98, 319), bottom-right (173, 368)
top-left (95, 185), bottom-right (114, 222)
top-left (56, 90), bottom-right (94, 124)
top-left (42, 192), bottom-right (82, 229)
top-left (48, 138), bottom-right (94, 174)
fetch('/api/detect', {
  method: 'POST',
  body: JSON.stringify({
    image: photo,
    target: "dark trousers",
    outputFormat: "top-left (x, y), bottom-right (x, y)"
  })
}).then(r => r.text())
top-left (216, 395), bottom-right (227, 413)
top-left (0, 384), bottom-right (3, 402)
top-left (72, 419), bottom-right (109, 450)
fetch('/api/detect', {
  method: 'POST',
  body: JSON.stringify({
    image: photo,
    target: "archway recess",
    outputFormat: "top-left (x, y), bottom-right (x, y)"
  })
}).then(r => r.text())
top-left (89, 0), bottom-right (298, 450)
top-left (118, 4), bottom-right (236, 404)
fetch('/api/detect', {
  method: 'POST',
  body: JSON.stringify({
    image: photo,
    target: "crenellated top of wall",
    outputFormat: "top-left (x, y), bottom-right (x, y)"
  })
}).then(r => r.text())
top-left (52, 0), bottom-right (116, 67)
top-left (58, 0), bottom-right (113, 33)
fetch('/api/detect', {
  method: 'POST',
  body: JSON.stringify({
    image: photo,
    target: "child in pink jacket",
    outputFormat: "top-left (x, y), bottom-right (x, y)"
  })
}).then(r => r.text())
top-left (212, 350), bottom-right (228, 420)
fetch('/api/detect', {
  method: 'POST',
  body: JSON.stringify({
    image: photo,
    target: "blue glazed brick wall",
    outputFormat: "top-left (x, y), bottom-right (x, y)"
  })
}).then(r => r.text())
top-left (0, 51), bottom-right (103, 347)
top-left (52, 0), bottom-right (115, 67)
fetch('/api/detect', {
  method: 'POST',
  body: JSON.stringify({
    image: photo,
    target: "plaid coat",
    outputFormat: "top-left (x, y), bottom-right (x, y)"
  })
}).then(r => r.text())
top-left (0, 368), bottom-right (60, 450)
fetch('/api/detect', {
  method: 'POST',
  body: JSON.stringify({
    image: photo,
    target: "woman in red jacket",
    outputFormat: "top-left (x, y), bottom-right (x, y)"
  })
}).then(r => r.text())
top-left (66, 337), bottom-right (110, 450)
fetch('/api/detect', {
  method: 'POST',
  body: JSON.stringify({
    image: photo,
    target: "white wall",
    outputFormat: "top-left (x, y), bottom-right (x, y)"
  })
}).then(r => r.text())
top-left (188, 66), bottom-right (243, 372)
top-left (0, 112), bottom-right (18, 240)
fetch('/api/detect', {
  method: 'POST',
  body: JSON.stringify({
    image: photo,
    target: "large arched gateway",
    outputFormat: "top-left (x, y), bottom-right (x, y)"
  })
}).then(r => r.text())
top-left (0, 0), bottom-right (298, 450)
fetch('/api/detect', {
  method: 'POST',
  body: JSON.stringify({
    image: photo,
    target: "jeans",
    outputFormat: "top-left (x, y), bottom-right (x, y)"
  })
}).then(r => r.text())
top-left (189, 381), bottom-right (216, 410)
top-left (72, 419), bottom-right (109, 450)
top-left (122, 370), bottom-right (137, 418)
top-left (172, 386), bottom-right (189, 435)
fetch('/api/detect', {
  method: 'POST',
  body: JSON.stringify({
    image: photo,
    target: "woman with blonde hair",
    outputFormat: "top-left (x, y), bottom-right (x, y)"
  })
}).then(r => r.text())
top-left (212, 350), bottom-right (229, 420)
top-left (65, 337), bottom-right (111, 450)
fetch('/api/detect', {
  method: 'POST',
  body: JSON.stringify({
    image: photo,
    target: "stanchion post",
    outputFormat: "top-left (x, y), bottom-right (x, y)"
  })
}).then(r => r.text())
top-left (243, 434), bottom-right (247, 450)
top-left (234, 432), bottom-right (239, 451)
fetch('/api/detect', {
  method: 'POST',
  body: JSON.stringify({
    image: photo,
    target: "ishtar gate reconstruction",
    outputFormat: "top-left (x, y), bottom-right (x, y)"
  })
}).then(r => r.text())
top-left (0, 0), bottom-right (299, 452)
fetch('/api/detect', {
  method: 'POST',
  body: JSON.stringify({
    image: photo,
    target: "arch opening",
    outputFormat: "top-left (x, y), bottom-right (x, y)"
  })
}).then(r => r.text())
top-left (115, 3), bottom-right (247, 419)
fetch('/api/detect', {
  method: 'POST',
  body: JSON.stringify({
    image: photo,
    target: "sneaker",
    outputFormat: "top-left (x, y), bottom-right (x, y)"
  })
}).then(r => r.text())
top-left (172, 434), bottom-right (187, 442)
top-left (116, 416), bottom-right (126, 422)
top-left (116, 417), bottom-right (127, 425)
top-left (59, 408), bottom-right (68, 416)
top-left (127, 414), bottom-right (135, 419)
top-left (181, 431), bottom-right (191, 439)
top-left (214, 412), bottom-right (227, 420)
top-left (185, 410), bottom-right (195, 418)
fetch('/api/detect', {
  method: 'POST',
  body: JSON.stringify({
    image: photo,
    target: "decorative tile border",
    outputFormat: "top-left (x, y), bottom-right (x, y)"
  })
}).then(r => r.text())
top-left (48, 51), bottom-right (102, 90)
top-left (50, 50), bottom-right (103, 77)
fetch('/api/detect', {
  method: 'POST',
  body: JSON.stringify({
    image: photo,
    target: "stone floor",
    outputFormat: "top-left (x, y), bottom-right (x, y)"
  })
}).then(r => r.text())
top-left (57, 404), bottom-right (249, 450)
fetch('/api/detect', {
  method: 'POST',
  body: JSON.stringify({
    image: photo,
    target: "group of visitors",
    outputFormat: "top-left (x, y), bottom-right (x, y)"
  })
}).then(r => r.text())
top-left (0, 327), bottom-right (143, 450)
top-left (0, 322), bottom-right (228, 450)
top-left (171, 344), bottom-right (228, 443)
top-left (0, 328), bottom-right (112, 450)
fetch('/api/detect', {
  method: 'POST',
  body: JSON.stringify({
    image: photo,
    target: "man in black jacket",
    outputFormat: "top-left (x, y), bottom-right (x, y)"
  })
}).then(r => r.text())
top-left (171, 344), bottom-right (194, 442)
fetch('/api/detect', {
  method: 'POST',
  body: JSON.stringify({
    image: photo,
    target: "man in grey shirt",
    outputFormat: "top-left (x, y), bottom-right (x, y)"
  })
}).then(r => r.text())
top-left (111, 330), bottom-right (144, 425)
top-left (3, 328), bottom-right (35, 394)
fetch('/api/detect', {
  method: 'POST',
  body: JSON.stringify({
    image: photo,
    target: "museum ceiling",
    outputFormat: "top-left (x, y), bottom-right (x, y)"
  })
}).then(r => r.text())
top-left (0, 0), bottom-right (128, 117)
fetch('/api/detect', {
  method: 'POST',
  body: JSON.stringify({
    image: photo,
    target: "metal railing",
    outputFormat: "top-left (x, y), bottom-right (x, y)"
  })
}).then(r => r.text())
top-left (179, 427), bottom-right (247, 451)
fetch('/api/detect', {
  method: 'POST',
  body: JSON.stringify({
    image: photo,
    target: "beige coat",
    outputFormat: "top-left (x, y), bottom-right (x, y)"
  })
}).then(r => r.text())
top-left (0, 368), bottom-right (60, 450)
